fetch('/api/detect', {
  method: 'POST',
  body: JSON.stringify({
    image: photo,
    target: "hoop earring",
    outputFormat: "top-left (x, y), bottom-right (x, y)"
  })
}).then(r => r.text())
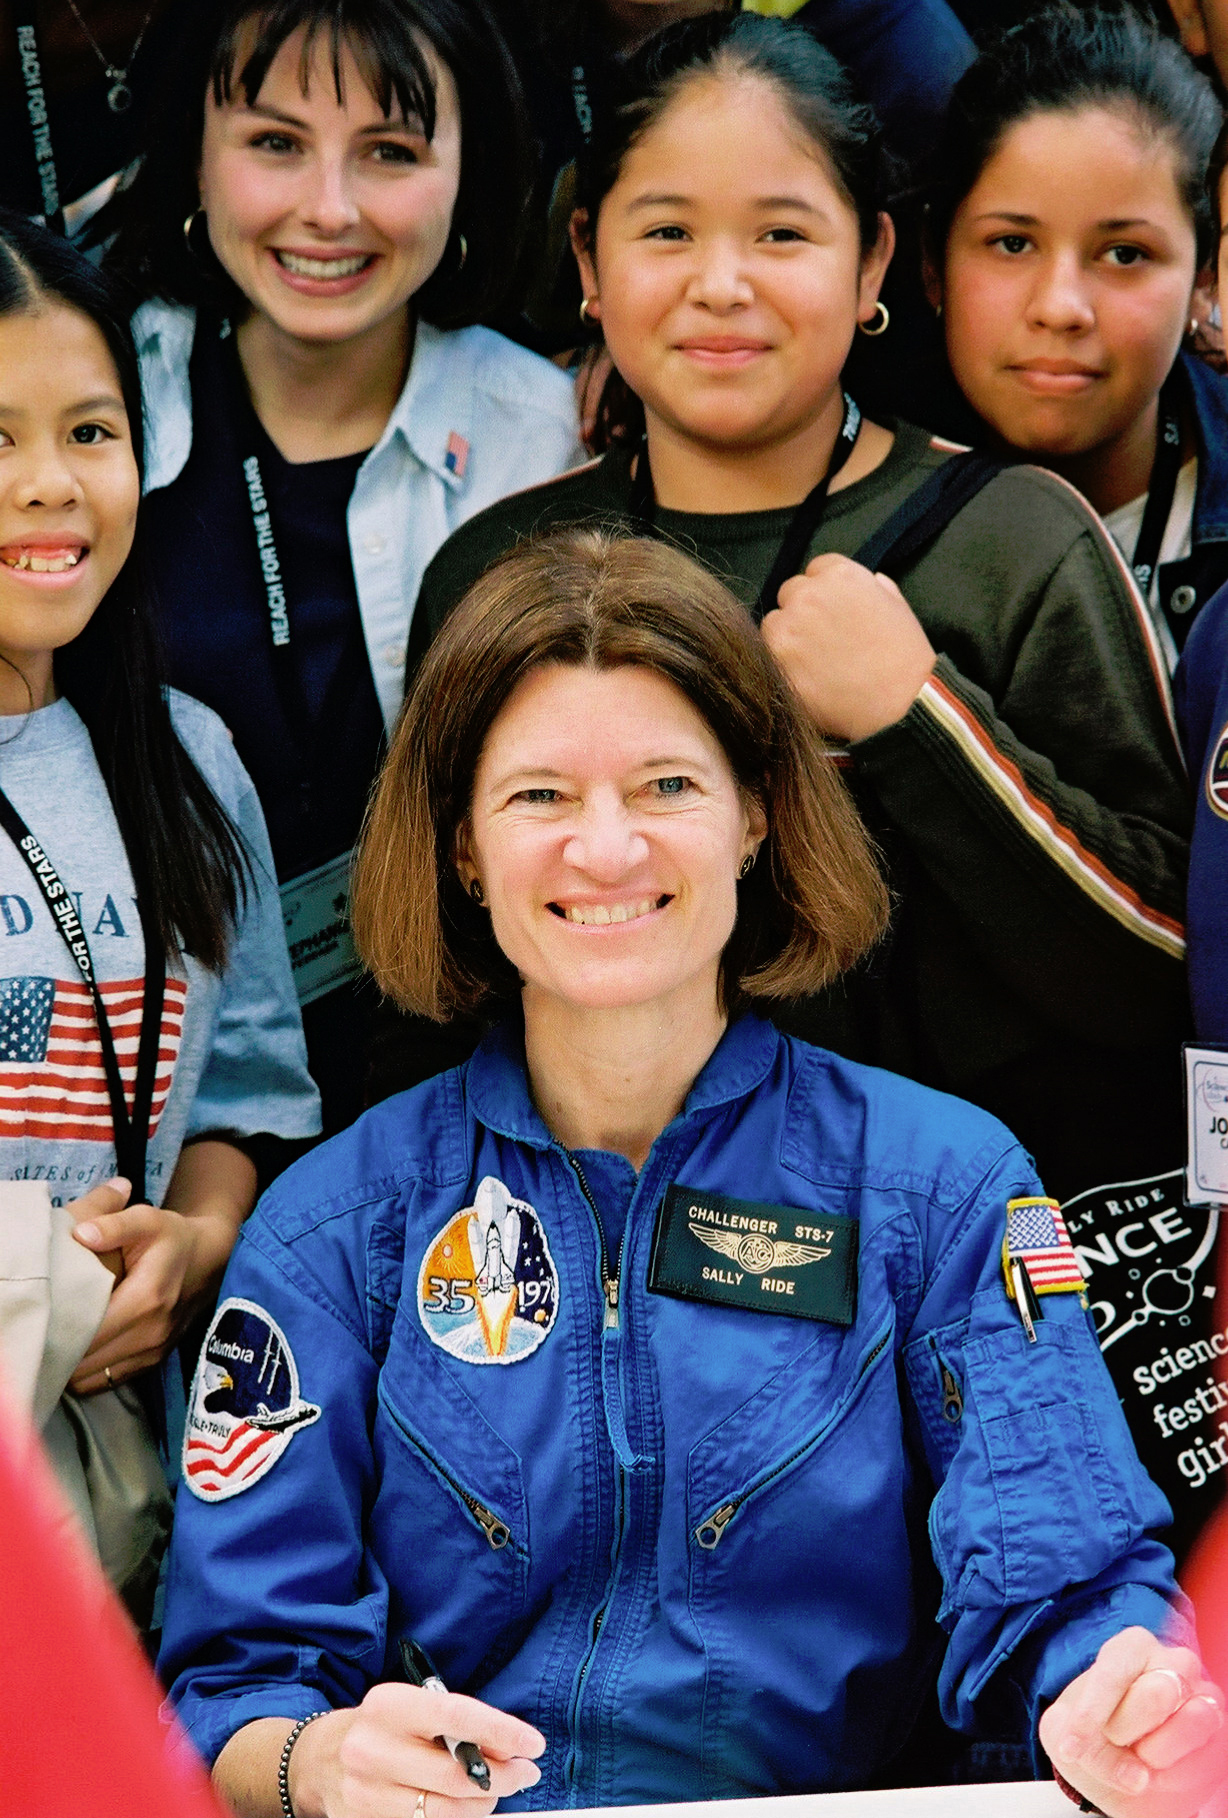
top-left (468, 877), bottom-right (485, 905)
top-left (579, 296), bottom-right (597, 323)
top-left (457, 232), bottom-right (468, 270)
top-left (738, 853), bottom-right (755, 880)
top-left (182, 207), bottom-right (204, 252)
top-left (858, 301), bottom-right (890, 337)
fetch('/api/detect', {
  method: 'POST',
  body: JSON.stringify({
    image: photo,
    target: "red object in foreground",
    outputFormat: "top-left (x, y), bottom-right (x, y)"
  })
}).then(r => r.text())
top-left (1187, 1500), bottom-right (1228, 1700)
top-left (0, 1383), bottom-right (228, 1818)
top-left (1181, 1230), bottom-right (1228, 1818)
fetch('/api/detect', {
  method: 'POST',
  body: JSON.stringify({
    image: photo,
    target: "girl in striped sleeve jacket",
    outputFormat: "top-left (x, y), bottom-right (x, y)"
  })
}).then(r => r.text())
top-left (399, 10), bottom-right (1191, 1205)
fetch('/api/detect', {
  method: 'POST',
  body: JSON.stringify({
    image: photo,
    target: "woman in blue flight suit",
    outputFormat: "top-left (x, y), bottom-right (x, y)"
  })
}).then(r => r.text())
top-left (158, 532), bottom-right (1227, 1818)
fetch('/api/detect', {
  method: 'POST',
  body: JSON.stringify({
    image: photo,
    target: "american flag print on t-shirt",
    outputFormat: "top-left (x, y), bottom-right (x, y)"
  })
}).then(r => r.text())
top-left (0, 973), bottom-right (187, 1142)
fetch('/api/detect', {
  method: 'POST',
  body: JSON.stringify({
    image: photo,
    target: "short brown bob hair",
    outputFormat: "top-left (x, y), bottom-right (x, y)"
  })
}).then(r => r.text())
top-left (352, 530), bottom-right (888, 1020)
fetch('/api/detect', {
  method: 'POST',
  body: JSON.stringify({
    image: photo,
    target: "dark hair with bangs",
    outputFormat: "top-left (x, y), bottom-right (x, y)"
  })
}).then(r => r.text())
top-left (573, 10), bottom-right (891, 449)
top-left (352, 529), bottom-right (888, 1020)
top-left (103, 0), bottom-right (532, 329)
top-left (0, 210), bottom-right (248, 971)
top-left (928, 5), bottom-right (1222, 268)
top-left (577, 11), bottom-right (889, 259)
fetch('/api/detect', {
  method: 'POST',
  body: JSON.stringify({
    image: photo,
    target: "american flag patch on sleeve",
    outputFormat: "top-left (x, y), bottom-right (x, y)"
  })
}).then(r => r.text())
top-left (1003, 1196), bottom-right (1086, 1298)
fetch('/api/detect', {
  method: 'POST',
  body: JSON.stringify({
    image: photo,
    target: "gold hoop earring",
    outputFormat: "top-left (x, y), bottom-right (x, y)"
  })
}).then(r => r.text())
top-left (468, 877), bottom-right (485, 905)
top-left (858, 301), bottom-right (890, 337)
top-left (457, 233), bottom-right (468, 270)
top-left (182, 207), bottom-right (204, 252)
top-left (579, 296), bottom-right (597, 323)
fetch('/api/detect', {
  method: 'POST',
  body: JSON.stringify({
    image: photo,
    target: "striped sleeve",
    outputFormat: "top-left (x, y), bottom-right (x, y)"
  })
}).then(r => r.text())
top-left (915, 672), bottom-right (1184, 961)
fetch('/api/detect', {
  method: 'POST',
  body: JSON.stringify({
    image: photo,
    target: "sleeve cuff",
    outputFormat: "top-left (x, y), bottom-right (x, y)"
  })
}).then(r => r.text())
top-left (170, 1684), bottom-right (335, 1771)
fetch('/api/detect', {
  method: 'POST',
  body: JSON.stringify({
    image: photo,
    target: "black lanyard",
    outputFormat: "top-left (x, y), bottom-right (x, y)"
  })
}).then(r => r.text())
top-left (0, 787), bottom-right (165, 1200)
top-left (630, 391), bottom-right (862, 622)
top-left (13, 15), bottom-right (65, 233)
top-left (229, 338), bottom-right (337, 759)
top-left (1130, 371), bottom-right (1185, 597)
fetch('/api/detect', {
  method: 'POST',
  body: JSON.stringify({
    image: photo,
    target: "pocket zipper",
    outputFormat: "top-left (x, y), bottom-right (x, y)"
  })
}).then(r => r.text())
top-left (940, 1361), bottom-right (964, 1425)
top-left (694, 1325), bottom-right (892, 1550)
top-left (384, 1399), bottom-right (514, 1551)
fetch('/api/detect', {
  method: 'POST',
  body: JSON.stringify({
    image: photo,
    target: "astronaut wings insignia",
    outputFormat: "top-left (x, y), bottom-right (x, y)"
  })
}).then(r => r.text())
top-left (688, 1221), bottom-right (831, 1275)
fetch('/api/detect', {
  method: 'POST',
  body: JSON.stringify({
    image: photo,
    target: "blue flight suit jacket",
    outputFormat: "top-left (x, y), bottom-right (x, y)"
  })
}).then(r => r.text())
top-left (159, 1017), bottom-right (1180, 1805)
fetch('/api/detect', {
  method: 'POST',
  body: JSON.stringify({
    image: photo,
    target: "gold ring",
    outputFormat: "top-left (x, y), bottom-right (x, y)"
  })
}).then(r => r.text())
top-left (104, 1365), bottom-right (114, 1390)
top-left (415, 1793), bottom-right (428, 1818)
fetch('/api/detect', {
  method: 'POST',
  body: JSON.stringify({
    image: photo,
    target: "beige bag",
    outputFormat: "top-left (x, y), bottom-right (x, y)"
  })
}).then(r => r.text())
top-left (0, 1181), bottom-right (173, 1628)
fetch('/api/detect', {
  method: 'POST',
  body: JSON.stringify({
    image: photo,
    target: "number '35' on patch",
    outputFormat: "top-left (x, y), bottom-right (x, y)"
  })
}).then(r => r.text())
top-left (418, 1176), bottom-right (559, 1364)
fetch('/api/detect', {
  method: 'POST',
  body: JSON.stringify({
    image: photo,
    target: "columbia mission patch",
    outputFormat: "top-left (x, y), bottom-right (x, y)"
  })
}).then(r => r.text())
top-left (1207, 722), bottom-right (1228, 820)
top-left (418, 1176), bottom-right (559, 1364)
top-left (648, 1185), bottom-right (857, 1324)
top-left (183, 1298), bottom-right (320, 1501)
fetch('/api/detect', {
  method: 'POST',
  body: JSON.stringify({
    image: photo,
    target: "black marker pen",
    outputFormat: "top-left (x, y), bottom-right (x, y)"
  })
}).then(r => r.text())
top-left (400, 1639), bottom-right (492, 1792)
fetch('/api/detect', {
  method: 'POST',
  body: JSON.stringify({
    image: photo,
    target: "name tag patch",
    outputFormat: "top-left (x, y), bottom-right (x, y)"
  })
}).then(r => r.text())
top-left (647, 1185), bottom-right (857, 1324)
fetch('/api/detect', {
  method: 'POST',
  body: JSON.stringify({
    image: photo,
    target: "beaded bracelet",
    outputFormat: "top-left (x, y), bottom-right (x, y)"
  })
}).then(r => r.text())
top-left (278, 1710), bottom-right (329, 1818)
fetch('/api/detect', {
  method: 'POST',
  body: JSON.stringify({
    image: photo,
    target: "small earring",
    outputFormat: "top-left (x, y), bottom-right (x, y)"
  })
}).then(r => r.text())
top-left (182, 206), bottom-right (204, 253)
top-left (1190, 316), bottom-right (1199, 336)
top-left (468, 877), bottom-right (485, 905)
top-left (738, 853), bottom-right (755, 880)
top-left (579, 296), bottom-right (598, 323)
top-left (457, 232), bottom-right (468, 270)
top-left (934, 301), bottom-right (943, 319)
top-left (858, 301), bottom-right (890, 337)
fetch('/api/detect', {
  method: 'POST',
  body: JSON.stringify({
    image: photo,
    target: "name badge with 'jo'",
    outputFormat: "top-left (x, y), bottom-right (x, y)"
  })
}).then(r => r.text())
top-left (648, 1185), bottom-right (857, 1324)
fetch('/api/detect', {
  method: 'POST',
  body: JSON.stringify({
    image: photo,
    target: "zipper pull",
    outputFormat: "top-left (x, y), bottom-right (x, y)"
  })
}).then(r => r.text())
top-left (603, 1273), bottom-right (620, 1330)
top-left (695, 1501), bottom-right (738, 1550)
top-left (940, 1364), bottom-right (964, 1425)
top-left (467, 1497), bottom-right (511, 1551)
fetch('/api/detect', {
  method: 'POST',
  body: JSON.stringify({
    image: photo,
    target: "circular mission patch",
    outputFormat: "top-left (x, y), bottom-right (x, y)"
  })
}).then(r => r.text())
top-left (418, 1175), bottom-right (559, 1365)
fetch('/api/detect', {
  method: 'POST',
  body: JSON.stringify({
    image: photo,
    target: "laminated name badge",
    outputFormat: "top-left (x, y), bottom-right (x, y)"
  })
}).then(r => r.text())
top-left (279, 851), bottom-right (361, 1008)
top-left (647, 1184), bottom-right (857, 1324)
top-left (1184, 1043), bottom-right (1228, 1204)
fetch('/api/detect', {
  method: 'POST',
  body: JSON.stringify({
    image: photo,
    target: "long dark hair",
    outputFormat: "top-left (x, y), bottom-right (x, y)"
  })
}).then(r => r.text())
top-left (928, 5), bottom-right (1222, 266)
top-left (574, 10), bottom-right (893, 448)
top-left (0, 212), bottom-right (248, 971)
top-left (102, 0), bottom-right (532, 331)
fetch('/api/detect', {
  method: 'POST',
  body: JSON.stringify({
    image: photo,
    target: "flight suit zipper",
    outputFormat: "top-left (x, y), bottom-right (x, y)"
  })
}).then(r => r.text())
top-left (694, 1324), bottom-right (893, 1550)
top-left (383, 1400), bottom-right (513, 1550)
top-left (566, 1151), bottom-right (622, 1328)
top-left (561, 1150), bottom-right (629, 1794)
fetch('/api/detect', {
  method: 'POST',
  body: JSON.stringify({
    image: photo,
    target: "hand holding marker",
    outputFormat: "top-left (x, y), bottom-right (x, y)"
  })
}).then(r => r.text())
top-left (400, 1639), bottom-right (493, 1790)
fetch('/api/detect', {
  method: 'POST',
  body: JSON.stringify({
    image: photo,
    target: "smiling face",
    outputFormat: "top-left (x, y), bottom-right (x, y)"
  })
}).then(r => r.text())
top-left (0, 304), bottom-right (139, 692)
top-left (459, 662), bottom-right (763, 1019)
top-left (574, 71), bottom-right (890, 463)
top-left (198, 26), bottom-right (462, 346)
top-left (940, 106), bottom-right (1198, 477)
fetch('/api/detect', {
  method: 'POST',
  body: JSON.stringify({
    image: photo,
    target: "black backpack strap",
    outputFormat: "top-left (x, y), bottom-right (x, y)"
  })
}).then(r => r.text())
top-left (853, 451), bottom-right (1009, 581)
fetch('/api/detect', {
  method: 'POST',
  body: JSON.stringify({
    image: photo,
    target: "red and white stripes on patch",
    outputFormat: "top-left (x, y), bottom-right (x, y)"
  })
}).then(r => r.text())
top-left (917, 674), bottom-right (1185, 959)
